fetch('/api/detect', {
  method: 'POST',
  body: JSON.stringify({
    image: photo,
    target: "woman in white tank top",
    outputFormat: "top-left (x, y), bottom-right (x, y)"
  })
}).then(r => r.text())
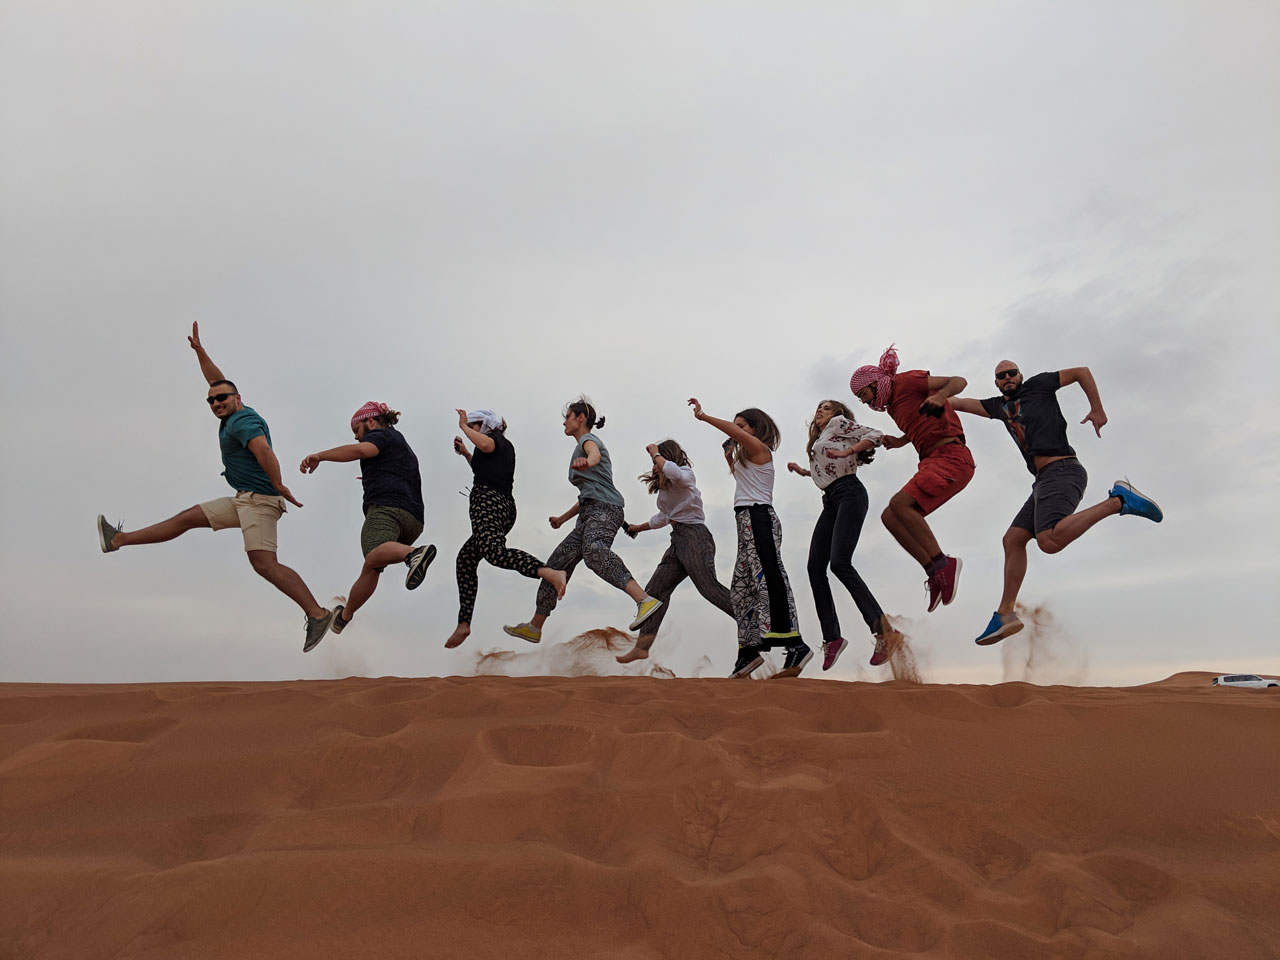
top-left (688, 398), bottom-right (811, 680)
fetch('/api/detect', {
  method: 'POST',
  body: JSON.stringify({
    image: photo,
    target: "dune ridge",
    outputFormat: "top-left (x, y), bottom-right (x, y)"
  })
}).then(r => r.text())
top-left (2, 671), bottom-right (1278, 959)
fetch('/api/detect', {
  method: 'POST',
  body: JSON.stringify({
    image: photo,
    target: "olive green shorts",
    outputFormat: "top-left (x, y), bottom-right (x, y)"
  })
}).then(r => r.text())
top-left (361, 505), bottom-right (424, 560)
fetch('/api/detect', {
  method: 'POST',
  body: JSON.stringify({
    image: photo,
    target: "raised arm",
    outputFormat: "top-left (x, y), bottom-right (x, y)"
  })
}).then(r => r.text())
top-left (949, 397), bottom-right (990, 418)
top-left (456, 409), bottom-right (496, 453)
top-left (919, 375), bottom-right (968, 417)
top-left (247, 435), bottom-right (303, 507)
top-left (299, 441), bottom-right (379, 473)
top-left (1059, 367), bottom-right (1107, 436)
top-left (688, 398), bottom-right (770, 463)
top-left (187, 322), bottom-right (227, 385)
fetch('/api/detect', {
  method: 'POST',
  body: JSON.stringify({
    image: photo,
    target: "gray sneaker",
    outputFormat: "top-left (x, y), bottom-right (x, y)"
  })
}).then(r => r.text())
top-left (97, 515), bottom-right (122, 553)
top-left (303, 608), bottom-right (336, 653)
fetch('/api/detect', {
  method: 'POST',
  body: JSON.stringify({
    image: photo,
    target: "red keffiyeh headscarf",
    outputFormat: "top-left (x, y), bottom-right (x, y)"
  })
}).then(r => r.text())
top-left (849, 345), bottom-right (899, 412)
top-left (350, 401), bottom-right (389, 428)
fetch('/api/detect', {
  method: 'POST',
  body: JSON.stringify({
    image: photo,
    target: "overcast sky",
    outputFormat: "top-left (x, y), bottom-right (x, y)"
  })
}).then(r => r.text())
top-left (2, 1), bottom-right (1276, 687)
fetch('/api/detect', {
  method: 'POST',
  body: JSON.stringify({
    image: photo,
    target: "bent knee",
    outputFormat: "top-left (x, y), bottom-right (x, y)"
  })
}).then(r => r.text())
top-left (1003, 528), bottom-right (1033, 551)
top-left (247, 551), bottom-right (277, 575)
top-left (1036, 532), bottom-right (1065, 554)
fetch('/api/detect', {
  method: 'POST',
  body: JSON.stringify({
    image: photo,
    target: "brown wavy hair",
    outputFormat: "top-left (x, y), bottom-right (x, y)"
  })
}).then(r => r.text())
top-left (729, 407), bottom-right (780, 469)
top-left (638, 439), bottom-right (692, 493)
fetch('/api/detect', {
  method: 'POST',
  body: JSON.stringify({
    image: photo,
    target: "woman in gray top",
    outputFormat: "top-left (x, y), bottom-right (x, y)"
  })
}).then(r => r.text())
top-left (503, 397), bottom-right (663, 644)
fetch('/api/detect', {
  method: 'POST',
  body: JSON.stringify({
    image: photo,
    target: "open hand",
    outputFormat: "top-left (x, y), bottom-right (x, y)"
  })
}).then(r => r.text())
top-left (1081, 408), bottom-right (1107, 437)
top-left (276, 483), bottom-right (303, 508)
top-left (188, 321), bottom-right (203, 352)
top-left (456, 408), bottom-right (469, 428)
top-left (687, 397), bottom-right (704, 420)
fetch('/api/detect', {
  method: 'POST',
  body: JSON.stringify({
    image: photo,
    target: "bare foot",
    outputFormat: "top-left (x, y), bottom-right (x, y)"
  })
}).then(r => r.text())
top-left (445, 623), bottom-right (471, 648)
top-left (616, 643), bottom-right (651, 664)
top-left (540, 567), bottom-right (568, 600)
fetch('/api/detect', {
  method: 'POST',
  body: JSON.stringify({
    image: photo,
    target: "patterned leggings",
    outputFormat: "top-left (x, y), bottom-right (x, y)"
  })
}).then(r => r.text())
top-left (732, 504), bottom-right (801, 648)
top-left (456, 484), bottom-right (544, 624)
top-left (637, 522), bottom-right (735, 639)
top-left (535, 499), bottom-right (634, 617)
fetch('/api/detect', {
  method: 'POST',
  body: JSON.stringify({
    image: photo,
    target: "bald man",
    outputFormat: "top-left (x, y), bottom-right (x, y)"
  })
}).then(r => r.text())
top-left (951, 362), bottom-right (1162, 645)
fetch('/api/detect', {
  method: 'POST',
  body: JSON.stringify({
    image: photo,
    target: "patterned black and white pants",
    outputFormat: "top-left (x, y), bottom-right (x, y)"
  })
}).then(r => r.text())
top-left (456, 484), bottom-right (544, 624)
top-left (535, 499), bottom-right (634, 617)
top-left (637, 521), bottom-right (735, 639)
top-left (732, 504), bottom-right (801, 648)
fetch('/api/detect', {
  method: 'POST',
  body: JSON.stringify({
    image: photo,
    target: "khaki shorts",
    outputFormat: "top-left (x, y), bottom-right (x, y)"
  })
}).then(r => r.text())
top-left (200, 492), bottom-right (287, 553)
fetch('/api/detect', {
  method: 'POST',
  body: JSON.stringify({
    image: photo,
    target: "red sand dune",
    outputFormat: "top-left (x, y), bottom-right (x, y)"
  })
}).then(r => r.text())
top-left (2, 669), bottom-right (1278, 959)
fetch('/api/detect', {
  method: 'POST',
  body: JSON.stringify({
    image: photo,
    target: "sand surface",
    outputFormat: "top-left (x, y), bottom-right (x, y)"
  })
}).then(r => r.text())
top-left (3, 666), bottom-right (1278, 959)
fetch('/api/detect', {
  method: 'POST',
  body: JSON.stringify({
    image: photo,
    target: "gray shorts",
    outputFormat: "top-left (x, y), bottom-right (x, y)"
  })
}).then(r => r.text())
top-left (1011, 458), bottom-right (1087, 535)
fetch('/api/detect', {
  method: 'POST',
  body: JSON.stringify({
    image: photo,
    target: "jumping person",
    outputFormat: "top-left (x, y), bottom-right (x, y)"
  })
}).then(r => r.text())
top-left (299, 401), bottom-right (436, 640)
top-left (950, 361), bottom-right (1163, 645)
top-left (96, 322), bottom-right (335, 652)
top-left (850, 345), bottom-right (973, 613)
top-left (446, 409), bottom-right (567, 648)
top-left (689, 398), bottom-right (811, 679)
top-left (787, 400), bottom-right (902, 670)
top-left (502, 398), bottom-right (661, 643)
top-left (616, 439), bottom-right (735, 664)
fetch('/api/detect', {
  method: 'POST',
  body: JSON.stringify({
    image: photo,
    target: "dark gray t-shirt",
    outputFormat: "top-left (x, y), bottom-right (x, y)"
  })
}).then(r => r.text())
top-left (362, 427), bottom-right (424, 520)
top-left (980, 371), bottom-right (1076, 475)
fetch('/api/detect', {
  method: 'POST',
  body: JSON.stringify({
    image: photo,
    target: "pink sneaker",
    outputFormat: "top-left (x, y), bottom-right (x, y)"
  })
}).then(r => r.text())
top-left (821, 637), bottom-right (848, 671)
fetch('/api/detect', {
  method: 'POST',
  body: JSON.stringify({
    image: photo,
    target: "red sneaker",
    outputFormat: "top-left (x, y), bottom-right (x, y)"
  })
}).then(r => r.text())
top-left (935, 555), bottom-right (962, 607)
top-left (869, 627), bottom-right (902, 666)
top-left (925, 574), bottom-right (944, 612)
top-left (821, 637), bottom-right (848, 671)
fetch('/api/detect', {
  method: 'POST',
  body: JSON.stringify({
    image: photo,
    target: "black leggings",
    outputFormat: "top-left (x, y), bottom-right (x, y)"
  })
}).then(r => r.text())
top-left (456, 485), bottom-right (543, 624)
top-left (807, 474), bottom-right (884, 642)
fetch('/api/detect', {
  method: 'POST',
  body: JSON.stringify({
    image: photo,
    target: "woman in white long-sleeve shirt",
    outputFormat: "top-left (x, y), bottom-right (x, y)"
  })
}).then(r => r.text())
top-left (616, 439), bottom-right (735, 664)
top-left (787, 399), bottom-right (902, 670)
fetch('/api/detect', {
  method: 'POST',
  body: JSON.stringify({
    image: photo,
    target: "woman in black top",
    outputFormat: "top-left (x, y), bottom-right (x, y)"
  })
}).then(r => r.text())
top-left (299, 401), bottom-right (436, 643)
top-left (446, 408), bottom-right (567, 648)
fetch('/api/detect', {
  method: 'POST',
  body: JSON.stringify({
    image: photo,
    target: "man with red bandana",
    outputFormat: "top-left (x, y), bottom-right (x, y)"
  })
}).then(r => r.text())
top-left (850, 345), bottom-right (973, 612)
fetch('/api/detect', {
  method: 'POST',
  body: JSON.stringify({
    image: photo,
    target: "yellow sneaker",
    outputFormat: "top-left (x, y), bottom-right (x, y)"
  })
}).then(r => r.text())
top-left (629, 596), bottom-right (663, 631)
top-left (502, 622), bottom-right (542, 644)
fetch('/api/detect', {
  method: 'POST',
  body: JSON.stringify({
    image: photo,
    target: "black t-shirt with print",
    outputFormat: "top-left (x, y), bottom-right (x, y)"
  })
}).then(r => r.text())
top-left (362, 427), bottom-right (425, 520)
top-left (979, 371), bottom-right (1076, 475)
top-left (471, 431), bottom-right (516, 495)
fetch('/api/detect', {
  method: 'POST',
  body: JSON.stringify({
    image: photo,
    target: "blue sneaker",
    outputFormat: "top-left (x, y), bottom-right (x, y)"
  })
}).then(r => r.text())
top-left (975, 611), bottom-right (1024, 646)
top-left (1109, 480), bottom-right (1163, 522)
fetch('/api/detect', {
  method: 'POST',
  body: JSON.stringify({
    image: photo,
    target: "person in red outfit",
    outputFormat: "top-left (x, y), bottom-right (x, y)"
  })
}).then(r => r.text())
top-left (850, 345), bottom-right (973, 613)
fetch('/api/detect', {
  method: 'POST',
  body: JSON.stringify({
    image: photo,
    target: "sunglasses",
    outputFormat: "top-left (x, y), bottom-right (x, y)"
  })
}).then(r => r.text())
top-left (995, 369), bottom-right (1020, 380)
top-left (206, 392), bottom-right (236, 405)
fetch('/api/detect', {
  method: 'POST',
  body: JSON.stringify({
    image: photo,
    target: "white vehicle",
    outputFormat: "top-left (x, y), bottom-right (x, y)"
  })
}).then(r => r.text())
top-left (1211, 674), bottom-right (1279, 689)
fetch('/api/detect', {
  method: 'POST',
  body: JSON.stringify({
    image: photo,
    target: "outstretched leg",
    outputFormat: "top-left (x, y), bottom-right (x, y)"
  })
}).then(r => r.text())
top-left (997, 526), bottom-right (1033, 615)
top-left (110, 506), bottom-right (211, 547)
top-left (1036, 497), bottom-right (1121, 554)
top-left (618, 538), bottom-right (687, 663)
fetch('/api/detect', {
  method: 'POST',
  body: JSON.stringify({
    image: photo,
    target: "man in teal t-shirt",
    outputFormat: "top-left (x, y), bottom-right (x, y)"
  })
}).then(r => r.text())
top-left (95, 323), bottom-right (336, 652)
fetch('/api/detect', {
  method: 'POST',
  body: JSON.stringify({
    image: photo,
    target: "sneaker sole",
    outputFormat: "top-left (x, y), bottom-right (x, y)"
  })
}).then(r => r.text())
top-left (405, 545), bottom-right (438, 590)
top-left (731, 653), bottom-right (764, 678)
top-left (330, 605), bottom-right (348, 636)
top-left (629, 600), bottom-right (663, 631)
top-left (502, 625), bottom-right (541, 644)
top-left (772, 649), bottom-right (815, 679)
top-left (96, 515), bottom-right (114, 553)
top-left (941, 557), bottom-right (963, 606)
top-left (976, 619), bottom-right (1024, 646)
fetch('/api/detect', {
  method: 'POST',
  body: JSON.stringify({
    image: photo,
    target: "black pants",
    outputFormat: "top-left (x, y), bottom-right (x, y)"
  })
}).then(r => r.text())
top-left (807, 474), bottom-right (884, 643)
